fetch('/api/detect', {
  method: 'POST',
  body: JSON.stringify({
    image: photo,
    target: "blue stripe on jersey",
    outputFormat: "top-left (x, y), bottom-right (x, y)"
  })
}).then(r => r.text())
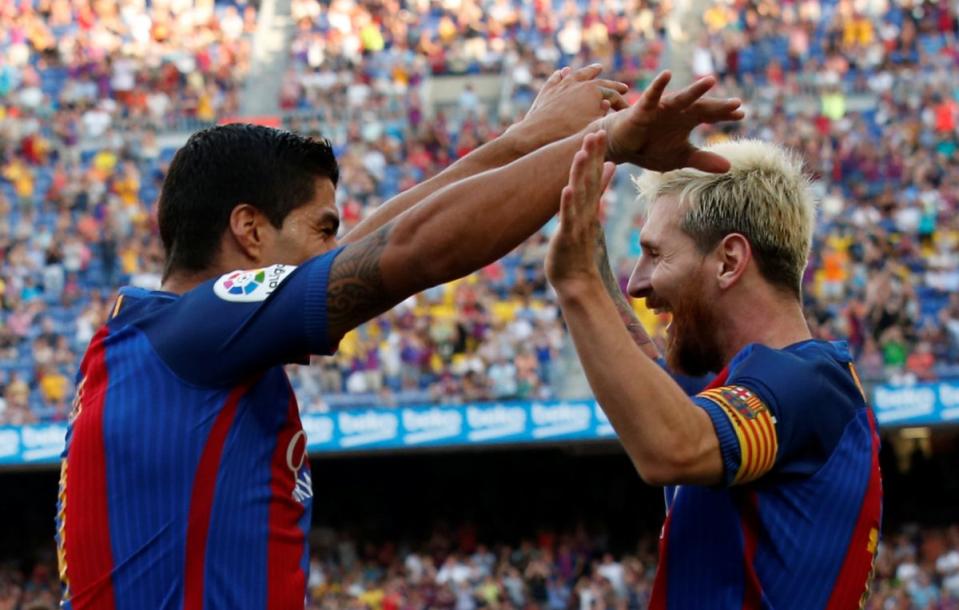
top-left (102, 328), bottom-right (230, 610)
top-left (754, 409), bottom-right (874, 609)
top-left (665, 486), bottom-right (746, 609)
top-left (205, 372), bottom-right (291, 609)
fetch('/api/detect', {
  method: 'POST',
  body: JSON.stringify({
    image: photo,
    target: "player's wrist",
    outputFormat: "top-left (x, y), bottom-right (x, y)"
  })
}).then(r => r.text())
top-left (553, 274), bottom-right (604, 304)
top-left (502, 121), bottom-right (544, 157)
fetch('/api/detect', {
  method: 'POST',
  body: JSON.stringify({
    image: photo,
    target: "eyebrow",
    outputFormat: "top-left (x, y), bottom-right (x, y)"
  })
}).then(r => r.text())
top-left (319, 209), bottom-right (341, 235)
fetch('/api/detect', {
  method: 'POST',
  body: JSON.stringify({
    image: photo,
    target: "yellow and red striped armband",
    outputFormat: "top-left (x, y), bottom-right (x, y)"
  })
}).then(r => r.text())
top-left (698, 385), bottom-right (779, 485)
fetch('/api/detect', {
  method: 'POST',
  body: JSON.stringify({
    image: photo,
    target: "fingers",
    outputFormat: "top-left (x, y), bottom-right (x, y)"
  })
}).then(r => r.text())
top-left (596, 79), bottom-right (630, 94)
top-left (600, 162), bottom-right (616, 194)
top-left (559, 184), bottom-right (576, 227)
top-left (582, 137), bottom-right (602, 205)
top-left (545, 69), bottom-right (564, 87)
top-left (566, 131), bottom-right (608, 219)
top-left (688, 97), bottom-right (745, 123)
top-left (574, 63), bottom-right (603, 81)
top-left (686, 148), bottom-right (732, 174)
top-left (638, 71), bottom-right (671, 111)
top-left (663, 75), bottom-right (717, 110)
top-left (605, 90), bottom-right (629, 111)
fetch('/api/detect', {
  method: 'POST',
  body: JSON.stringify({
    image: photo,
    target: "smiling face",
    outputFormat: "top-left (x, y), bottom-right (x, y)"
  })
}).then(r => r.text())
top-left (627, 195), bottom-right (725, 376)
top-left (257, 177), bottom-right (340, 266)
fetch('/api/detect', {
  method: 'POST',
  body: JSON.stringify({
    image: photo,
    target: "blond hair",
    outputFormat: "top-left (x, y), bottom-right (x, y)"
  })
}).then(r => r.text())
top-left (633, 139), bottom-right (816, 298)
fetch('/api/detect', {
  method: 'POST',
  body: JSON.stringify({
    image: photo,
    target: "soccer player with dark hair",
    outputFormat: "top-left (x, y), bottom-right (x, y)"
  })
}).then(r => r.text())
top-left (545, 131), bottom-right (882, 608)
top-left (56, 69), bottom-right (743, 609)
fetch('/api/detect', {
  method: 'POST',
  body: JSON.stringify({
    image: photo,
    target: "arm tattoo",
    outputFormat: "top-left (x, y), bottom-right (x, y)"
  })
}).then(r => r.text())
top-left (594, 229), bottom-right (658, 354)
top-left (327, 223), bottom-right (394, 339)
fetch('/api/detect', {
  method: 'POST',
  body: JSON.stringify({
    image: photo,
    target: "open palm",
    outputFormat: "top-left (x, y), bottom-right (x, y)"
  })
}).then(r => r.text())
top-left (601, 71), bottom-right (745, 173)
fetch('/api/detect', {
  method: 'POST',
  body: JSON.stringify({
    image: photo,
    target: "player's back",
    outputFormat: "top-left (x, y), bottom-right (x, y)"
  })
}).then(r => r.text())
top-left (58, 254), bottom-right (340, 610)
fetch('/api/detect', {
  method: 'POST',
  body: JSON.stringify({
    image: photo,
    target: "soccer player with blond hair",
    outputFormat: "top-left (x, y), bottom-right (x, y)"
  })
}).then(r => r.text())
top-left (57, 69), bottom-right (744, 609)
top-left (545, 138), bottom-right (882, 609)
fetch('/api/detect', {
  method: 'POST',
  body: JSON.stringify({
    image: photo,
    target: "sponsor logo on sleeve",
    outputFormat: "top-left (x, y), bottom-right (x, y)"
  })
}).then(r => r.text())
top-left (213, 264), bottom-right (295, 302)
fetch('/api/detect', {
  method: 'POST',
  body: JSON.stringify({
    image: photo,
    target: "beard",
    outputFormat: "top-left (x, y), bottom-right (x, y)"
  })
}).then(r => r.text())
top-left (664, 286), bottom-right (725, 377)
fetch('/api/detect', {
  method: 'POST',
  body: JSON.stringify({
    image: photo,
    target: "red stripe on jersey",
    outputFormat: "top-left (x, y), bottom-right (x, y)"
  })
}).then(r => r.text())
top-left (62, 326), bottom-right (117, 610)
top-left (648, 511), bottom-right (673, 610)
top-left (824, 409), bottom-right (883, 610)
top-left (183, 382), bottom-right (252, 610)
top-left (739, 490), bottom-right (764, 609)
top-left (266, 394), bottom-right (309, 610)
top-left (705, 367), bottom-right (729, 391)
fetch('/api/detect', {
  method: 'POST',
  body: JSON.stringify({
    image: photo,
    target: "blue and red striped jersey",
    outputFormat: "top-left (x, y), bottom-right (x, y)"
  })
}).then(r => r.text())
top-left (650, 340), bottom-right (882, 610)
top-left (56, 248), bottom-right (343, 610)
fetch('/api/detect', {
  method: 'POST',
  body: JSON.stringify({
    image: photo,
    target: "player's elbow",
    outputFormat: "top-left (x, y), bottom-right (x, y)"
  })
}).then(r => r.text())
top-left (633, 454), bottom-right (691, 487)
top-left (632, 437), bottom-right (714, 487)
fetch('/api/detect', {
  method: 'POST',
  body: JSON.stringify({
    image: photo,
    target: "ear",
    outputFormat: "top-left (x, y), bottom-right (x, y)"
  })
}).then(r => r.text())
top-left (228, 203), bottom-right (268, 263)
top-left (715, 233), bottom-right (751, 291)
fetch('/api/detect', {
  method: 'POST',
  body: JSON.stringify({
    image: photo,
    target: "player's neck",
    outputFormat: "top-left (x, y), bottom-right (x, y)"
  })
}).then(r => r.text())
top-left (718, 289), bottom-right (812, 365)
top-left (160, 270), bottom-right (218, 295)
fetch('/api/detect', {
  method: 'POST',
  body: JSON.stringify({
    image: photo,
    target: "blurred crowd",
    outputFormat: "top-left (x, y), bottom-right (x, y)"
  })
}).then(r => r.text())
top-left (0, 0), bottom-right (258, 147)
top-left (282, 0), bottom-right (665, 116)
top-left (2, 523), bottom-right (958, 609)
top-left (689, 0), bottom-right (959, 383)
top-left (3, 0), bottom-right (959, 422)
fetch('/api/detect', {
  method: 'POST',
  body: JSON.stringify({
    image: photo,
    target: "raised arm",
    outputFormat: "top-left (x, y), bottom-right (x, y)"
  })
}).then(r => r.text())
top-left (544, 124), bottom-right (723, 487)
top-left (595, 231), bottom-right (661, 359)
top-left (325, 72), bottom-right (744, 348)
top-left (340, 65), bottom-right (629, 244)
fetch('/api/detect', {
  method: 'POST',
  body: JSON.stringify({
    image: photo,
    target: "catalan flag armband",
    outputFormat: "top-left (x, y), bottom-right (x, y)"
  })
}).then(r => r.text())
top-left (698, 385), bottom-right (779, 485)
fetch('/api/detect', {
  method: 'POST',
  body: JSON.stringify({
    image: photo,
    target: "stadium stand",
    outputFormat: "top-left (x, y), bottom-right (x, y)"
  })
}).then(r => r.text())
top-left (1, 524), bottom-right (957, 609)
top-left (1, 0), bottom-right (959, 426)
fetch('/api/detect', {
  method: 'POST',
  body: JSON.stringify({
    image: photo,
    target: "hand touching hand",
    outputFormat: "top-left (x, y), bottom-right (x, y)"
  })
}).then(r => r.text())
top-left (601, 71), bottom-right (745, 173)
top-left (509, 64), bottom-right (629, 150)
top-left (545, 130), bottom-right (616, 291)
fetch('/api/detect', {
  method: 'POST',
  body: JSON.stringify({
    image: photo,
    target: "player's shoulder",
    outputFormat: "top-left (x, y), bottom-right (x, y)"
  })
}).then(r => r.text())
top-left (206, 263), bottom-right (299, 303)
top-left (114, 256), bottom-right (324, 326)
top-left (728, 340), bottom-right (858, 395)
top-left (107, 285), bottom-right (179, 328)
top-left (723, 339), bottom-right (866, 427)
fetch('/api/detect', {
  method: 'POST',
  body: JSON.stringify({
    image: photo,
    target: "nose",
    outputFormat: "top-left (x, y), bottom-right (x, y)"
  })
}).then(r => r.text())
top-left (627, 257), bottom-right (652, 299)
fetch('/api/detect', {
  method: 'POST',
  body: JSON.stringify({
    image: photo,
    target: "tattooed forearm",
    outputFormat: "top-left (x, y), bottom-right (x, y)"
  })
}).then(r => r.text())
top-left (326, 223), bottom-right (395, 340)
top-left (594, 230), bottom-right (660, 358)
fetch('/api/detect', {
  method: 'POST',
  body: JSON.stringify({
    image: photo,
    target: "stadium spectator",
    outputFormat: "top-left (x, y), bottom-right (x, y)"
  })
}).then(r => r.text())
top-left (5, 0), bottom-right (959, 418)
top-left (5, 522), bottom-right (959, 609)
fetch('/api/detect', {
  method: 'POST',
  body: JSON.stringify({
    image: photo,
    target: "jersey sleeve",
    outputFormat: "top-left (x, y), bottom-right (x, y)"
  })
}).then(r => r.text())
top-left (137, 247), bottom-right (344, 387)
top-left (693, 343), bottom-right (866, 486)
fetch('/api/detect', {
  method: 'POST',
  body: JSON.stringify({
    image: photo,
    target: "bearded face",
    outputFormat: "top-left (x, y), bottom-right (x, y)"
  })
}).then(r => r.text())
top-left (663, 279), bottom-right (725, 377)
top-left (627, 197), bottom-right (728, 377)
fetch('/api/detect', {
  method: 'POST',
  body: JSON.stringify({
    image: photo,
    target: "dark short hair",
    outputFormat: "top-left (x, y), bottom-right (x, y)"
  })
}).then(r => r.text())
top-left (158, 124), bottom-right (339, 276)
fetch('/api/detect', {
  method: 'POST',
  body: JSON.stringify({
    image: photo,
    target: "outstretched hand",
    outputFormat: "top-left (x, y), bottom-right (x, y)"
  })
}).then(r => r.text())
top-left (508, 64), bottom-right (629, 150)
top-left (601, 71), bottom-right (745, 173)
top-left (545, 130), bottom-right (616, 291)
